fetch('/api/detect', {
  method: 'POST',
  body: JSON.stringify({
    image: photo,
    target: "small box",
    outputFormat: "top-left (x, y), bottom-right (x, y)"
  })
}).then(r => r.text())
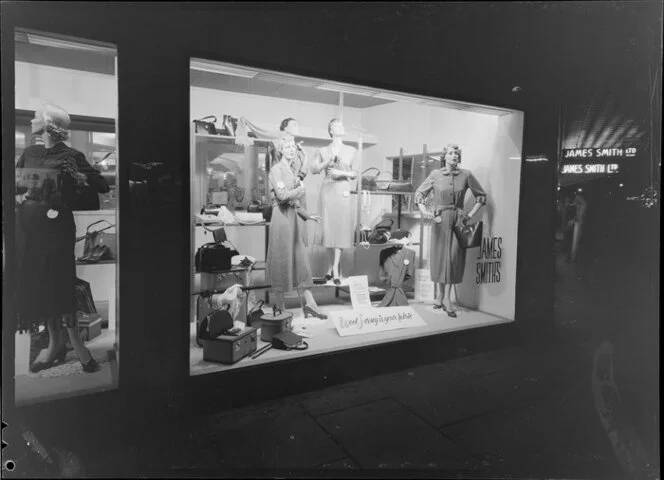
top-left (78, 313), bottom-right (103, 342)
top-left (203, 327), bottom-right (258, 365)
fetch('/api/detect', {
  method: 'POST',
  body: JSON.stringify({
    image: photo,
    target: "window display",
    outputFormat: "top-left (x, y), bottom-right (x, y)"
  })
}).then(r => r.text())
top-left (13, 30), bottom-right (119, 405)
top-left (189, 58), bottom-right (524, 376)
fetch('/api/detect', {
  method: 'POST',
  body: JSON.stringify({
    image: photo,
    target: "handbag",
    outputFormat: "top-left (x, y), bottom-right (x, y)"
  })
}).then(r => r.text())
top-left (272, 331), bottom-right (308, 351)
top-left (198, 305), bottom-right (234, 340)
top-left (193, 116), bottom-right (218, 135)
top-left (387, 180), bottom-right (414, 193)
top-left (76, 220), bottom-right (115, 263)
top-left (247, 300), bottom-right (265, 327)
top-left (195, 241), bottom-right (240, 273)
top-left (361, 167), bottom-right (380, 190)
top-left (454, 220), bottom-right (483, 249)
top-left (367, 217), bottom-right (394, 244)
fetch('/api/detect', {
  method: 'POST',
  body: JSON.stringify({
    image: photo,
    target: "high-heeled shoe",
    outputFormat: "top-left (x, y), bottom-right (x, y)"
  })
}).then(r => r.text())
top-left (29, 345), bottom-right (68, 373)
top-left (81, 357), bottom-right (100, 373)
top-left (303, 305), bottom-right (327, 320)
top-left (324, 272), bottom-right (333, 281)
top-left (333, 277), bottom-right (341, 286)
top-left (433, 302), bottom-right (447, 311)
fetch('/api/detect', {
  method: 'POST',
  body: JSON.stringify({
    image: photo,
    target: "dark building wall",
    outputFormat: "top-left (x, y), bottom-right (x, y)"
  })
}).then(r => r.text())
top-left (2, 0), bottom-right (659, 444)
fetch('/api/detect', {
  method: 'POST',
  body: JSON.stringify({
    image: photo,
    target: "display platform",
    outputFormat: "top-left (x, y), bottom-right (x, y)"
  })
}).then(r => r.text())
top-left (15, 329), bottom-right (118, 407)
top-left (190, 302), bottom-right (512, 376)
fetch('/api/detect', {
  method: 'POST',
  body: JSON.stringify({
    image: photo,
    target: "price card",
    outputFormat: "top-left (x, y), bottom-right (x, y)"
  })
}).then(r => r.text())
top-left (348, 275), bottom-right (372, 309)
top-left (414, 269), bottom-right (435, 303)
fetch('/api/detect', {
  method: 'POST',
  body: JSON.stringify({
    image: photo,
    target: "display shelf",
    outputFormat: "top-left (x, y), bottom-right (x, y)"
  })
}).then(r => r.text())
top-left (354, 242), bottom-right (421, 248)
top-left (195, 220), bottom-right (268, 227)
top-left (351, 190), bottom-right (414, 196)
top-left (76, 259), bottom-right (116, 266)
top-left (195, 132), bottom-right (377, 148)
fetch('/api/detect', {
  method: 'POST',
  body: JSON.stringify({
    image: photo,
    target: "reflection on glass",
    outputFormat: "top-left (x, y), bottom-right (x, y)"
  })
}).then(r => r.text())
top-left (14, 29), bottom-right (119, 406)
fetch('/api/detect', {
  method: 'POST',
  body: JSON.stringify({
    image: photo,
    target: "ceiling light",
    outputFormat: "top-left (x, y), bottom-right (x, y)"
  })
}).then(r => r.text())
top-left (316, 83), bottom-right (379, 97)
top-left (373, 92), bottom-right (421, 103)
top-left (190, 59), bottom-right (257, 78)
top-left (24, 33), bottom-right (116, 54)
top-left (256, 72), bottom-right (320, 88)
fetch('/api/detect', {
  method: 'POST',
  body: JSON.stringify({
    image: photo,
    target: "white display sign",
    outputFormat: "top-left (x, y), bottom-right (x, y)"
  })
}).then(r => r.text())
top-left (332, 306), bottom-right (426, 337)
top-left (414, 269), bottom-right (435, 303)
top-left (348, 275), bottom-right (372, 309)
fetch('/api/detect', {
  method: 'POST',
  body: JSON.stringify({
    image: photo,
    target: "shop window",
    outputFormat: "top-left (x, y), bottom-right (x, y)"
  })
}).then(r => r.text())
top-left (13, 29), bottom-right (119, 405)
top-left (189, 58), bottom-right (524, 376)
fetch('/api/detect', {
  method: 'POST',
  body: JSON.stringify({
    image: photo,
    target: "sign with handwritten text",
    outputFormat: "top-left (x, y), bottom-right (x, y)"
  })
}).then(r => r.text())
top-left (332, 307), bottom-right (426, 337)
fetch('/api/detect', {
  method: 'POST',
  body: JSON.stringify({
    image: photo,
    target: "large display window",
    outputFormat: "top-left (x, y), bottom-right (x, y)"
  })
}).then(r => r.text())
top-left (12, 30), bottom-right (120, 405)
top-left (188, 58), bottom-right (524, 376)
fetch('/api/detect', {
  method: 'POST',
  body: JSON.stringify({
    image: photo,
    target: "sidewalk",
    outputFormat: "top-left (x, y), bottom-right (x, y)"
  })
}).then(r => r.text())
top-left (74, 254), bottom-right (644, 478)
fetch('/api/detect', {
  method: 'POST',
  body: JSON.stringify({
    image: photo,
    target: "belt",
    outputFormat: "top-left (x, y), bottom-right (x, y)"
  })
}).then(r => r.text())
top-left (434, 205), bottom-right (458, 215)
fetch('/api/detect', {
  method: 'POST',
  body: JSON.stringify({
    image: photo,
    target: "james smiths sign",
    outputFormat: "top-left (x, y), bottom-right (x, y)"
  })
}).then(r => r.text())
top-left (560, 147), bottom-right (637, 175)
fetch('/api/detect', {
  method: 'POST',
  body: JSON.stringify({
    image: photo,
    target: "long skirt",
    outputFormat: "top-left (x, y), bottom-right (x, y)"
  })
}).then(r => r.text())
top-left (15, 201), bottom-right (77, 333)
top-left (266, 204), bottom-right (313, 292)
top-left (430, 208), bottom-right (466, 284)
top-left (315, 178), bottom-right (353, 249)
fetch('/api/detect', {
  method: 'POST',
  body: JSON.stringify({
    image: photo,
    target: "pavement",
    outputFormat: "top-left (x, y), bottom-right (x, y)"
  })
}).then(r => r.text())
top-left (8, 247), bottom-right (659, 479)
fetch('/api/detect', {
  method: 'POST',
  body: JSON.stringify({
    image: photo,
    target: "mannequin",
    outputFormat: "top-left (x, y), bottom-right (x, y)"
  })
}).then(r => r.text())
top-left (311, 118), bottom-right (357, 285)
top-left (415, 144), bottom-right (486, 317)
top-left (266, 136), bottom-right (327, 319)
top-left (15, 103), bottom-right (109, 373)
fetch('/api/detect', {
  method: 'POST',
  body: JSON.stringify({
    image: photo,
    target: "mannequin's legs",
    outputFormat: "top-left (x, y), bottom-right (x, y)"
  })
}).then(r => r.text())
top-left (435, 282), bottom-right (445, 307)
top-left (33, 317), bottom-right (63, 363)
top-left (303, 289), bottom-right (319, 309)
top-left (332, 248), bottom-right (342, 279)
top-left (64, 315), bottom-right (92, 364)
top-left (442, 284), bottom-right (455, 312)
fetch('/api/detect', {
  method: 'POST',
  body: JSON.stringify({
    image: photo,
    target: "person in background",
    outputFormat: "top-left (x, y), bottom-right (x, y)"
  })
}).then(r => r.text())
top-left (15, 103), bottom-right (109, 373)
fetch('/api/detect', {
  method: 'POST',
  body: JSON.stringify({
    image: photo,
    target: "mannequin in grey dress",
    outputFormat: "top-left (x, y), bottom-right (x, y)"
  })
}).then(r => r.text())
top-left (310, 118), bottom-right (358, 285)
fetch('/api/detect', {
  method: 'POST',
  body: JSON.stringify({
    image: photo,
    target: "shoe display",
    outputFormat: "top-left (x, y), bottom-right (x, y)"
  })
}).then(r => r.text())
top-left (303, 305), bottom-right (328, 320)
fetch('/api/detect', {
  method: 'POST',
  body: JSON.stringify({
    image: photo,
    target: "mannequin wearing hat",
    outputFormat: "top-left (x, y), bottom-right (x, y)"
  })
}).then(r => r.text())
top-left (266, 135), bottom-right (327, 319)
top-left (310, 118), bottom-right (358, 285)
top-left (15, 103), bottom-right (109, 374)
top-left (415, 144), bottom-right (486, 317)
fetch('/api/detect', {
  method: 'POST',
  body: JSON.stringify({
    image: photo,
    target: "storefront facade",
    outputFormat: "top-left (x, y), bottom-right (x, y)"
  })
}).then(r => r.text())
top-left (1, 3), bottom-right (557, 440)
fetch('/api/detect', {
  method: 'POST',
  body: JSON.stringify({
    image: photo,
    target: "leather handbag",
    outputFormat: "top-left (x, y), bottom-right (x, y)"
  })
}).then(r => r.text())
top-left (387, 180), bottom-right (414, 193)
top-left (361, 167), bottom-right (380, 190)
top-left (247, 300), bottom-right (265, 328)
top-left (272, 331), bottom-right (308, 351)
top-left (454, 220), bottom-right (483, 249)
top-left (368, 218), bottom-right (394, 244)
top-left (198, 305), bottom-right (234, 341)
top-left (195, 241), bottom-right (240, 273)
top-left (193, 116), bottom-right (218, 135)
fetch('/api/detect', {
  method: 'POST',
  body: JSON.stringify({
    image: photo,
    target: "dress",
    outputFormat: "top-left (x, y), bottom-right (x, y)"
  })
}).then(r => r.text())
top-left (266, 161), bottom-right (313, 292)
top-left (414, 168), bottom-right (487, 284)
top-left (14, 143), bottom-right (110, 332)
top-left (312, 143), bottom-right (357, 248)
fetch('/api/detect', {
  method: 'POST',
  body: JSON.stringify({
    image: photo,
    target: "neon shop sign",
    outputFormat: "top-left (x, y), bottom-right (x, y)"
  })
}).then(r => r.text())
top-left (562, 147), bottom-right (637, 159)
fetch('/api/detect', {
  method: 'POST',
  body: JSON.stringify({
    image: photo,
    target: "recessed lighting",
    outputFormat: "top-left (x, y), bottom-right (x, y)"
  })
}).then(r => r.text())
top-left (619, 183), bottom-right (624, 187)
top-left (373, 92), bottom-right (420, 103)
top-left (24, 33), bottom-right (116, 54)
top-left (316, 83), bottom-right (379, 97)
top-left (190, 59), bottom-right (257, 78)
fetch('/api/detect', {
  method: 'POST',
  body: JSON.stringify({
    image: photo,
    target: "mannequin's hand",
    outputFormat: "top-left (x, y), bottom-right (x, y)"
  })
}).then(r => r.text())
top-left (418, 205), bottom-right (433, 220)
top-left (309, 215), bottom-right (322, 223)
top-left (459, 211), bottom-right (471, 225)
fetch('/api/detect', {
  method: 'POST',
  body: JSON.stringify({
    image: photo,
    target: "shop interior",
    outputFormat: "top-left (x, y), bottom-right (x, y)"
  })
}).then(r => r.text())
top-left (13, 30), bottom-right (119, 406)
top-left (189, 58), bottom-right (524, 375)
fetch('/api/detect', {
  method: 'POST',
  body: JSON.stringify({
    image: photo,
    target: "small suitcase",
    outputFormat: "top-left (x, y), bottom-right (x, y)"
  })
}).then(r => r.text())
top-left (202, 327), bottom-right (258, 364)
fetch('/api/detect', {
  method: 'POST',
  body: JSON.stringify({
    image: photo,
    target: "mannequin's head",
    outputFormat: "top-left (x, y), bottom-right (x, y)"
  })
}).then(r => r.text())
top-left (440, 144), bottom-right (462, 168)
top-left (31, 103), bottom-right (71, 142)
top-left (328, 118), bottom-right (345, 138)
top-left (280, 117), bottom-right (299, 136)
top-left (275, 135), bottom-right (297, 162)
